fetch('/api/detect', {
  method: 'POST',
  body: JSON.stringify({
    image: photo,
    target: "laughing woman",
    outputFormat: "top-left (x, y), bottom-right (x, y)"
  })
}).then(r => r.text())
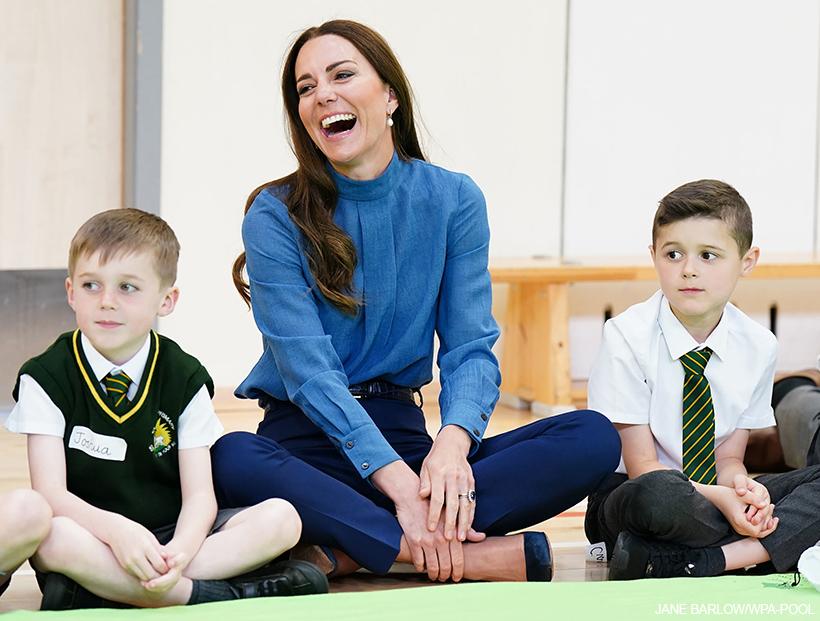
top-left (211, 19), bottom-right (620, 582)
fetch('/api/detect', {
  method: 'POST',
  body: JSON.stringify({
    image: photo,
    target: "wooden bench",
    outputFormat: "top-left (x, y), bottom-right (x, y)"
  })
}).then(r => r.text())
top-left (489, 256), bottom-right (820, 417)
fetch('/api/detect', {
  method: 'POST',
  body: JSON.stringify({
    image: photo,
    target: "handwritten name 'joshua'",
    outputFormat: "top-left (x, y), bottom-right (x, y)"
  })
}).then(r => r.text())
top-left (71, 430), bottom-right (112, 456)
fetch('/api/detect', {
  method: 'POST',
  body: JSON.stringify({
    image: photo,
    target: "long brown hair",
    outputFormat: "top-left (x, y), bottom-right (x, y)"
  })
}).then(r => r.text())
top-left (233, 20), bottom-right (427, 314)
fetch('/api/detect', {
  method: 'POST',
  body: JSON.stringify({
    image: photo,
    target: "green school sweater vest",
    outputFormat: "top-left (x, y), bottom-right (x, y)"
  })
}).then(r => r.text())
top-left (14, 330), bottom-right (214, 531)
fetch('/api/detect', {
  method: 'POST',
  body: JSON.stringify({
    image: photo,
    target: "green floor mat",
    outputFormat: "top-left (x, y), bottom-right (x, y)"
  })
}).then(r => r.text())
top-left (4, 575), bottom-right (818, 620)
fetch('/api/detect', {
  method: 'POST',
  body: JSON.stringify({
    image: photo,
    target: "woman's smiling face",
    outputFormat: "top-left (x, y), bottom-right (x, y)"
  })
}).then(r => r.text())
top-left (295, 34), bottom-right (398, 181)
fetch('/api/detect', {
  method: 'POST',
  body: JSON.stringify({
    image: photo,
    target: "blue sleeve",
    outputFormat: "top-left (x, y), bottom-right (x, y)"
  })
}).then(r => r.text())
top-left (242, 192), bottom-right (401, 478)
top-left (436, 175), bottom-right (501, 452)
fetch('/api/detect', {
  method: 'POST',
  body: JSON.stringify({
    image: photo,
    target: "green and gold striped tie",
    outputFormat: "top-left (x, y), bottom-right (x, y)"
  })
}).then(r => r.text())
top-left (104, 371), bottom-right (132, 414)
top-left (681, 348), bottom-right (716, 485)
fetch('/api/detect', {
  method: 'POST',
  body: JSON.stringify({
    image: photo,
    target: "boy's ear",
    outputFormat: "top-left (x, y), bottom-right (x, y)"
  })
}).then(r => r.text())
top-left (648, 244), bottom-right (656, 261)
top-left (740, 246), bottom-right (760, 277)
top-left (157, 286), bottom-right (180, 318)
top-left (65, 277), bottom-right (76, 310)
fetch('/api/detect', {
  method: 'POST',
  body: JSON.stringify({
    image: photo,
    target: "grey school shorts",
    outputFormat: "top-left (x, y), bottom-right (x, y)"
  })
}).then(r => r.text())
top-left (152, 506), bottom-right (245, 546)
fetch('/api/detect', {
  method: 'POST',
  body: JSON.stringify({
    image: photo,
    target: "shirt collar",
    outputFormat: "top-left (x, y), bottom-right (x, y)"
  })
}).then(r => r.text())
top-left (80, 332), bottom-right (151, 387)
top-left (328, 151), bottom-right (402, 202)
top-left (658, 295), bottom-right (729, 362)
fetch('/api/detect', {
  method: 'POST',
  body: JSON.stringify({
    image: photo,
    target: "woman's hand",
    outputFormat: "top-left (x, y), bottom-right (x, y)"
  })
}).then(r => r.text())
top-left (419, 425), bottom-right (481, 543)
top-left (371, 460), bottom-right (462, 581)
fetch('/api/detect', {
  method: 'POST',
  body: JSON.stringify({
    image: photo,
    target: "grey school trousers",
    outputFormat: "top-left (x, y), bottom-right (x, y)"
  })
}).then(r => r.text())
top-left (775, 384), bottom-right (820, 469)
top-left (585, 466), bottom-right (820, 572)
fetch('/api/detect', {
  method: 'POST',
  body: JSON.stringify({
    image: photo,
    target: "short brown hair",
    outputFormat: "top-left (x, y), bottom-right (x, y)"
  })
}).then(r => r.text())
top-left (68, 209), bottom-right (180, 286)
top-left (652, 179), bottom-right (753, 256)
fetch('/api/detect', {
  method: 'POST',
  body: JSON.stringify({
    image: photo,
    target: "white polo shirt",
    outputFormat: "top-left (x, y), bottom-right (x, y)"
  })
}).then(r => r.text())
top-left (6, 333), bottom-right (223, 449)
top-left (588, 290), bottom-right (777, 475)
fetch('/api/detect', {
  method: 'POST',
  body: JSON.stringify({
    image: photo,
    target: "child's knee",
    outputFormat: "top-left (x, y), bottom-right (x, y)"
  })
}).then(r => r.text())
top-left (1, 489), bottom-right (52, 545)
top-left (616, 470), bottom-right (691, 531)
top-left (257, 498), bottom-right (301, 549)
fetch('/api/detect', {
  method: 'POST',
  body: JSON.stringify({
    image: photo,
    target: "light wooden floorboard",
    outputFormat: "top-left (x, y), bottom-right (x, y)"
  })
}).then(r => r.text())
top-left (0, 385), bottom-right (602, 612)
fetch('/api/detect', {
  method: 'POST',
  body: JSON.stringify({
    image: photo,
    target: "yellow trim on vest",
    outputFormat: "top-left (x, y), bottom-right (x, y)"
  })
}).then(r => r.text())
top-left (72, 329), bottom-right (160, 424)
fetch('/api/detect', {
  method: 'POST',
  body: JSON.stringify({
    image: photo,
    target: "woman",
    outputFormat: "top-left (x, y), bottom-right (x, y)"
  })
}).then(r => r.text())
top-left (212, 19), bottom-right (620, 582)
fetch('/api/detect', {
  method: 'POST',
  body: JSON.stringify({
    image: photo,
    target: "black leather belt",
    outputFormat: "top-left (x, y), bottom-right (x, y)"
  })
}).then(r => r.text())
top-left (349, 380), bottom-right (422, 406)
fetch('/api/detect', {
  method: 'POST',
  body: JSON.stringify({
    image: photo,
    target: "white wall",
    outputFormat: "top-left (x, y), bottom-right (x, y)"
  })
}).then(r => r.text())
top-left (159, 0), bottom-right (820, 390)
top-left (159, 0), bottom-right (568, 388)
top-left (564, 0), bottom-right (820, 257)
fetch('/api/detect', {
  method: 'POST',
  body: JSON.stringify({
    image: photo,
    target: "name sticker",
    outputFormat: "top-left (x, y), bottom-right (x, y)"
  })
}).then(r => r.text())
top-left (585, 542), bottom-right (608, 563)
top-left (69, 426), bottom-right (127, 461)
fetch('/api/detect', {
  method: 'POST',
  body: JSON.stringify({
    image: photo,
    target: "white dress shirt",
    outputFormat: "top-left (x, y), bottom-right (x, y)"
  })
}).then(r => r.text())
top-left (588, 290), bottom-right (777, 475)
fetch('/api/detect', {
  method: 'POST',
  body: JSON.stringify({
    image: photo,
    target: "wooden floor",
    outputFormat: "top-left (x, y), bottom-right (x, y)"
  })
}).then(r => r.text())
top-left (0, 385), bottom-right (603, 613)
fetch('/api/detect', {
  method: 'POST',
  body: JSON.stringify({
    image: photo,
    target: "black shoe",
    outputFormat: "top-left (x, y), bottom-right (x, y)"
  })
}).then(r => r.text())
top-left (523, 531), bottom-right (553, 581)
top-left (228, 560), bottom-right (329, 598)
top-left (609, 531), bottom-right (712, 580)
top-left (40, 573), bottom-right (128, 610)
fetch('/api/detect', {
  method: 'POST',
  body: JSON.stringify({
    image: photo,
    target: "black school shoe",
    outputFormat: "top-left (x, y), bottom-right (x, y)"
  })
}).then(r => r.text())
top-left (228, 560), bottom-right (329, 598)
top-left (40, 573), bottom-right (130, 610)
top-left (608, 531), bottom-right (721, 580)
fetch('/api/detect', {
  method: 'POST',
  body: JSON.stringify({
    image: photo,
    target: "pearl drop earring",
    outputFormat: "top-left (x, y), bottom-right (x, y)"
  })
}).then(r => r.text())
top-left (387, 111), bottom-right (394, 127)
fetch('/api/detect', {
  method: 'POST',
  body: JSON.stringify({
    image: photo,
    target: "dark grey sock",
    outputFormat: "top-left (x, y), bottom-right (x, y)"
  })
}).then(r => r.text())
top-left (187, 579), bottom-right (236, 605)
top-left (702, 546), bottom-right (726, 576)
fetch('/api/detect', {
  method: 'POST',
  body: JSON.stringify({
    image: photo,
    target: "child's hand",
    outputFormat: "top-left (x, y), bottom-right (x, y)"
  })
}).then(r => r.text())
top-left (140, 550), bottom-right (188, 593)
top-left (733, 474), bottom-right (769, 507)
top-left (107, 517), bottom-right (169, 581)
top-left (732, 475), bottom-right (776, 531)
top-left (713, 485), bottom-right (778, 538)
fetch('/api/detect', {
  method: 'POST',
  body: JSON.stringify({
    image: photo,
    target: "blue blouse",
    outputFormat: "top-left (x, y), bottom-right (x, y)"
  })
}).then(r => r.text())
top-left (237, 152), bottom-right (501, 477)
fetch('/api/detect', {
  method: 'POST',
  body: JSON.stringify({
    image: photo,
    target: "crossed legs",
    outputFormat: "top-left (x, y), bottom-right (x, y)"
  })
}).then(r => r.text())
top-left (32, 499), bottom-right (300, 607)
top-left (592, 467), bottom-right (820, 574)
top-left (212, 402), bottom-right (621, 580)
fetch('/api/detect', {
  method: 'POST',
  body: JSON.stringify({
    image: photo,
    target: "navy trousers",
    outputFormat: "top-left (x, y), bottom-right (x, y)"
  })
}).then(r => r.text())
top-left (211, 397), bottom-right (620, 574)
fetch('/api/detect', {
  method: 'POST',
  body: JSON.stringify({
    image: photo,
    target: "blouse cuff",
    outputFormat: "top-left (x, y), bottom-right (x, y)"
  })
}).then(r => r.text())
top-left (337, 424), bottom-right (403, 478)
top-left (441, 400), bottom-right (491, 456)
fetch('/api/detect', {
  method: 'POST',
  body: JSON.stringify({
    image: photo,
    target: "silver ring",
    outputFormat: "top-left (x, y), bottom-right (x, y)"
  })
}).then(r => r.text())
top-left (458, 490), bottom-right (476, 503)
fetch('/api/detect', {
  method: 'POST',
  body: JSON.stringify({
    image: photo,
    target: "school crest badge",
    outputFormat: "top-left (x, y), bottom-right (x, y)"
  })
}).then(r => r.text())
top-left (149, 411), bottom-right (176, 457)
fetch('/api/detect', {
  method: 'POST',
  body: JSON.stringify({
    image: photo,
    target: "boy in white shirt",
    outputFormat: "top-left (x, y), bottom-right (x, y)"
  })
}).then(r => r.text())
top-left (586, 180), bottom-right (820, 580)
top-left (6, 209), bottom-right (327, 609)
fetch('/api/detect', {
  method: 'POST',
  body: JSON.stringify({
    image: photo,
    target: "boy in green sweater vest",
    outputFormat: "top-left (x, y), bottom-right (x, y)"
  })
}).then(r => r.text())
top-left (6, 209), bottom-right (327, 609)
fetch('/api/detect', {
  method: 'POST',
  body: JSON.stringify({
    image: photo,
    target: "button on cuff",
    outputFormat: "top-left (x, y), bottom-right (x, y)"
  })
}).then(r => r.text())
top-left (441, 401), bottom-right (491, 456)
top-left (338, 427), bottom-right (400, 479)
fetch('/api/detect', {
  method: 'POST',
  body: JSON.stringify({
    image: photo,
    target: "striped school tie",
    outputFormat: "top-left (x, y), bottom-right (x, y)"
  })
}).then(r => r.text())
top-left (104, 371), bottom-right (132, 414)
top-left (681, 348), bottom-right (716, 484)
